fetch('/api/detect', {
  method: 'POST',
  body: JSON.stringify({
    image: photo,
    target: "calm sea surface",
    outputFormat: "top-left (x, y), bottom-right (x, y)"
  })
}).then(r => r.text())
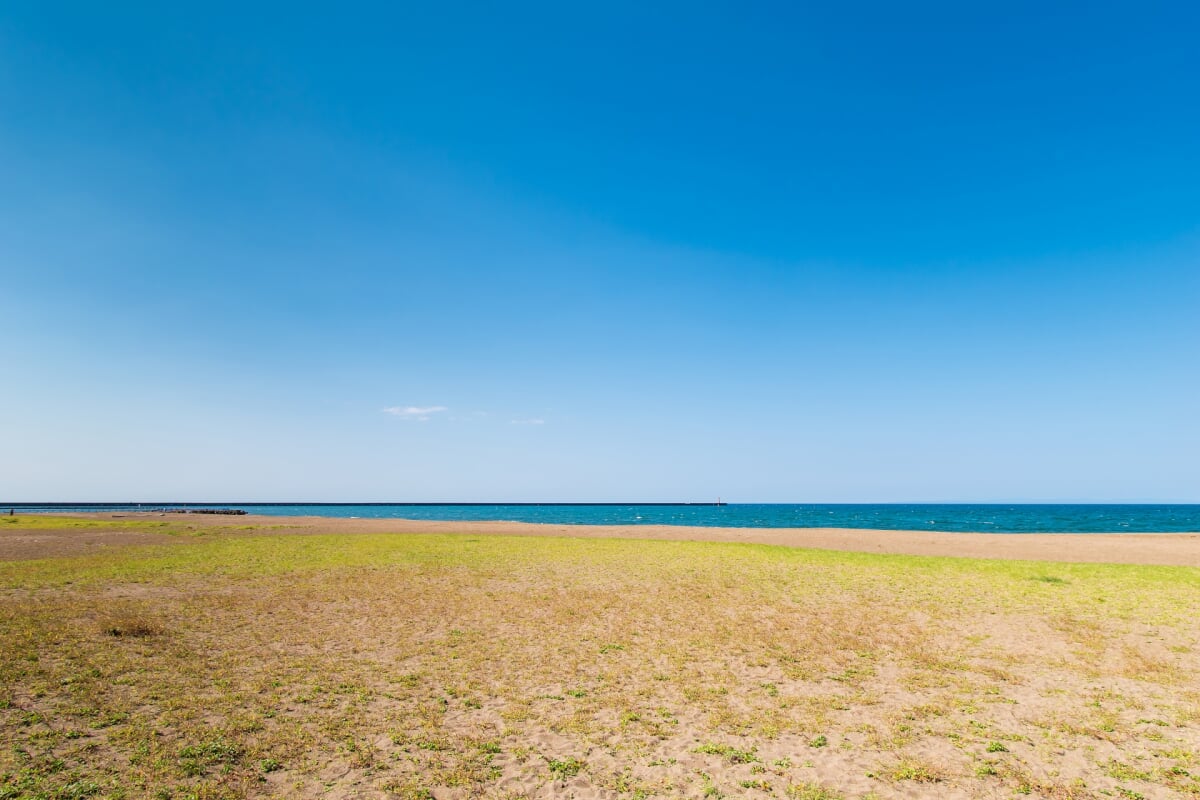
top-left (9, 503), bottom-right (1200, 533)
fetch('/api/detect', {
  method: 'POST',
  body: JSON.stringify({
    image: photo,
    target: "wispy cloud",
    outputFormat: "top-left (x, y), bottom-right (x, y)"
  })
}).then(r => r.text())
top-left (383, 405), bottom-right (447, 421)
top-left (383, 406), bottom-right (543, 425)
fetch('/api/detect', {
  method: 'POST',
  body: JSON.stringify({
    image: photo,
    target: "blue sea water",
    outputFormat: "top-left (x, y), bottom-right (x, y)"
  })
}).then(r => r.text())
top-left (8, 503), bottom-right (1200, 533)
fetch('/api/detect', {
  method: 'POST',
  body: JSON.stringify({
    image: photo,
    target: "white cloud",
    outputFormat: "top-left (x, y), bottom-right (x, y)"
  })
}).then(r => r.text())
top-left (383, 405), bottom-right (447, 421)
top-left (510, 418), bottom-right (545, 425)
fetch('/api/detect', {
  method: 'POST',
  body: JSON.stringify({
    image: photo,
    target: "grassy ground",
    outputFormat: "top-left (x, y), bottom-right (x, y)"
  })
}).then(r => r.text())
top-left (2, 518), bottom-right (1199, 799)
top-left (0, 515), bottom-right (290, 535)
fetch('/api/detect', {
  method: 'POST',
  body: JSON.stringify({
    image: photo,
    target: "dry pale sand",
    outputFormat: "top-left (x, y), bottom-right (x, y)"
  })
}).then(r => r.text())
top-left (8, 511), bottom-right (1198, 566)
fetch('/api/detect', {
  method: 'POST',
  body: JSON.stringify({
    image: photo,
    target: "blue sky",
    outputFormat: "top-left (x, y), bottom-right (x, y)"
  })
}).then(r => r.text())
top-left (2, 2), bottom-right (1198, 502)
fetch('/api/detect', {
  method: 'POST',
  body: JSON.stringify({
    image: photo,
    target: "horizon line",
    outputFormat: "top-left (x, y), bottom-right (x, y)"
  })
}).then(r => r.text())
top-left (3, 501), bottom-right (1199, 507)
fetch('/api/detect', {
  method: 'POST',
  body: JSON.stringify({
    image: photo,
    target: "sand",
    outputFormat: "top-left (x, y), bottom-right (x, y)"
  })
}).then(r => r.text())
top-left (4, 514), bottom-right (1200, 799)
top-left (5, 511), bottom-right (1198, 565)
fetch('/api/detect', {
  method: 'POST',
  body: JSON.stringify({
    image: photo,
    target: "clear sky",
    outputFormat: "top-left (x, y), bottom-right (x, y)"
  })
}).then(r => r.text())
top-left (2, 2), bottom-right (1198, 502)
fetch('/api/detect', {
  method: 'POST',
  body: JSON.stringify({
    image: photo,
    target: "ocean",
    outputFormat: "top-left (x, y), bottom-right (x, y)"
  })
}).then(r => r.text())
top-left (7, 503), bottom-right (1200, 533)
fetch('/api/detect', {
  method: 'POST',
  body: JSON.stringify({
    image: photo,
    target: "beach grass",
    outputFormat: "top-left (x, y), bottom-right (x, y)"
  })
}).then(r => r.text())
top-left (2, 521), bottom-right (1199, 799)
top-left (0, 515), bottom-right (184, 532)
top-left (0, 514), bottom-right (289, 537)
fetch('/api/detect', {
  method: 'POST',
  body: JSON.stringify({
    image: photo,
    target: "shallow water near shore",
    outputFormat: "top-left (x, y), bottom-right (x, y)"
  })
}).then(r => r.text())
top-left (9, 503), bottom-right (1200, 532)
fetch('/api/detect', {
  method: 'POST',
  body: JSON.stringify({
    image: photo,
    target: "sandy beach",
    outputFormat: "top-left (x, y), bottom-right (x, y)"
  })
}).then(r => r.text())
top-left (9, 3), bottom-right (1199, 796)
top-left (5, 511), bottom-right (1199, 565)
top-left (4, 514), bottom-right (1200, 799)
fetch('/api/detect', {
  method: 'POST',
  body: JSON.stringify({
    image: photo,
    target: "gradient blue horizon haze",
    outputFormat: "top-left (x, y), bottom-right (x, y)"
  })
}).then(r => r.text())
top-left (2, 2), bottom-right (1198, 503)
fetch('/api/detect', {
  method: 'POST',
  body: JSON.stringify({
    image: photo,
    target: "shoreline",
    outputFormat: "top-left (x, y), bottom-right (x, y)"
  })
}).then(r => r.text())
top-left (39, 511), bottom-right (1200, 566)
